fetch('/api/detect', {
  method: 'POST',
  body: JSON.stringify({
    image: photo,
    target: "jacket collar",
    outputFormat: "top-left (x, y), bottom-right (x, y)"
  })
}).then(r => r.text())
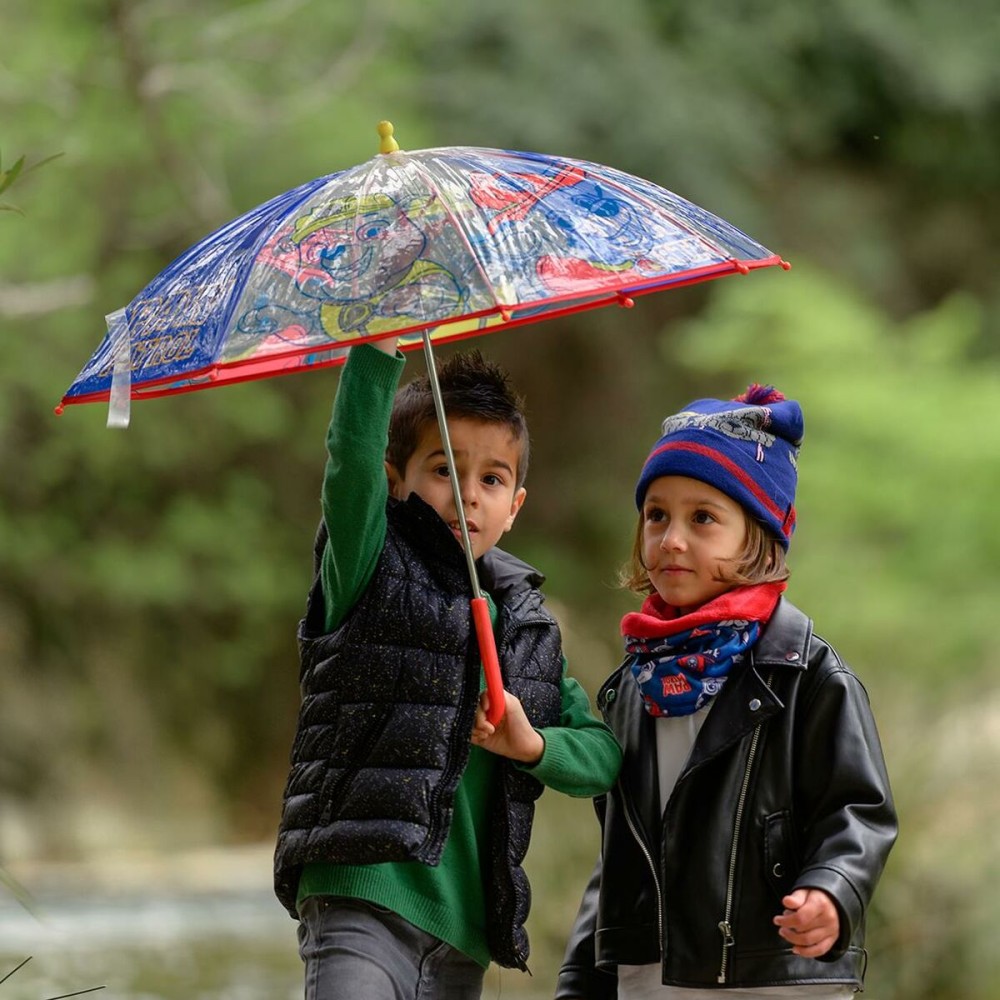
top-left (751, 596), bottom-right (812, 671)
top-left (683, 598), bottom-right (812, 772)
top-left (479, 548), bottom-right (544, 602)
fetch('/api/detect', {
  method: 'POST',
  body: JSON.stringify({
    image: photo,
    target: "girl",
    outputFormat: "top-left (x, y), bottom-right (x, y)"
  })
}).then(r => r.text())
top-left (556, 385), bottom-right (897, 1000)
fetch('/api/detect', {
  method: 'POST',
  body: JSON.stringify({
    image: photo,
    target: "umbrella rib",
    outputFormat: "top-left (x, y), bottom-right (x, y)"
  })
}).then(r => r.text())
top-left (402, 154), bottom-right (511, 319)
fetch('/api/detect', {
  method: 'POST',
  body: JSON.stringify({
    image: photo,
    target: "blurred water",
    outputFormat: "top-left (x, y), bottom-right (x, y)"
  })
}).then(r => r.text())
top-left (0, 881), bottom-right (302, 999)
top-left (0, 844), bottom-right (557, 999)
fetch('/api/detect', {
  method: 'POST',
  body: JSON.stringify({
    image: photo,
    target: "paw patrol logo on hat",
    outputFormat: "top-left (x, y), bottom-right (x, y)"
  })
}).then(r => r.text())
top-left (660, 406), bottom-right (779, 450)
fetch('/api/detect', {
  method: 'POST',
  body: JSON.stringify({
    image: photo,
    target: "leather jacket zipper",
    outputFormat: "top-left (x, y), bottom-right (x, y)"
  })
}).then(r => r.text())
top-left (717, 671), bottom-right (773, 983)
top-left (601, 667), bottom-right (663, 959)
top-left (620, 779), bottom-right (663, 952)
top-left (495, 613), bottom-right (550, 973)
top-left (717, 722), bottom-right (762, 982)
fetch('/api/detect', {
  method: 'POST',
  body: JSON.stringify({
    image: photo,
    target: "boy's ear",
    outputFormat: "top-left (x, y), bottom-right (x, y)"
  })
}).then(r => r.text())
top-left (385, 460), bottom-right (405, 499)
top-left (504, 486), bottom-right (527, 533)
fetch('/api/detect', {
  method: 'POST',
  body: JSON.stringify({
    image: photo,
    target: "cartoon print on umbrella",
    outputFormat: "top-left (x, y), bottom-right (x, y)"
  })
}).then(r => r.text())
top-left (228, 192), bottom-right (470, 359)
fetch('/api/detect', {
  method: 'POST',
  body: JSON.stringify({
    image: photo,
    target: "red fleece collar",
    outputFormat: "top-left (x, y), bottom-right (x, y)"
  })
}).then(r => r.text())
top-left (621, 582), bottom-right (786, 640)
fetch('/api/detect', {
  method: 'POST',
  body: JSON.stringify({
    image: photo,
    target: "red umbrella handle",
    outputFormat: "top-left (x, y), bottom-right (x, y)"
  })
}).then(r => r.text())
top-left (471, 597), bottom-right (505, 725)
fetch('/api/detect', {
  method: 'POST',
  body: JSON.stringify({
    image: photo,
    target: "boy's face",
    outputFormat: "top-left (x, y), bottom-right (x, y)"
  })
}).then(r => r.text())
top-left (641, 475), bottom-right (748, 613)
top-left (387, 416), bottom-right (526, 560)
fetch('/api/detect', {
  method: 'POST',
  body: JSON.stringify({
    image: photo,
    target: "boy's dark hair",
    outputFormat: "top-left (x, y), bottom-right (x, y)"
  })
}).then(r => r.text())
top-left (620, 509), bottom-right (790, 597)
top-left (387, 350), bottom-right (530, 488)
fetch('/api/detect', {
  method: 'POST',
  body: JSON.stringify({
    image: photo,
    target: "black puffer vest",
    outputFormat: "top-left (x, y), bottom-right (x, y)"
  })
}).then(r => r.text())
top-left (274, 493), bottom-right (563, 968)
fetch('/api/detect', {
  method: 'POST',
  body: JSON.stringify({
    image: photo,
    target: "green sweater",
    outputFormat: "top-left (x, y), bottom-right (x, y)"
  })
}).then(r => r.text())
top-left (297, 343), bottom-right (621, 968)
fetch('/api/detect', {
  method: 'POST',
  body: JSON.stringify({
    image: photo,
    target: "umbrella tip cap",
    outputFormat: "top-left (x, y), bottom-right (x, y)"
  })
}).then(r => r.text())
top-left (377, 121), bottom-right (399, 154)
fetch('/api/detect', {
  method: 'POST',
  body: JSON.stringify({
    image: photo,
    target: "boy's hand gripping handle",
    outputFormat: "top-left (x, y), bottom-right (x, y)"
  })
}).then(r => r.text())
top-left (471, 597), bottom-right (505, 725)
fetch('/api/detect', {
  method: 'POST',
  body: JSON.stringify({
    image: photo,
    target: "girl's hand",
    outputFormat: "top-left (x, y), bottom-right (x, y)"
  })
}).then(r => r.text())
top-left (470, 690), bottom-right (545, 765)
top-left (773, 888), bottom-right (840, 958)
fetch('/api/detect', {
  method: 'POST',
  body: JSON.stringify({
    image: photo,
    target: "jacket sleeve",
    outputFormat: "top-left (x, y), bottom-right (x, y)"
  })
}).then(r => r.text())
top-left (555, 852), bottom-right (618, 1000)
top-left (792, 658), bottom-right (898, 960)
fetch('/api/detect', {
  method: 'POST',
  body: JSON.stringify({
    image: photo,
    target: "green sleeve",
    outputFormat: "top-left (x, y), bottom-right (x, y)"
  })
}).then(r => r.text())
top-left (523, 666), bottom-right (622, 797)
top-left (319, 344), bottom-right (406, 633)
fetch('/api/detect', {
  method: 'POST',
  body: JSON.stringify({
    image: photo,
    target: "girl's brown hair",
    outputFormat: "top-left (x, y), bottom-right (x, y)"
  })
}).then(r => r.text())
top-left (619, 509), bottom-right (790, 597)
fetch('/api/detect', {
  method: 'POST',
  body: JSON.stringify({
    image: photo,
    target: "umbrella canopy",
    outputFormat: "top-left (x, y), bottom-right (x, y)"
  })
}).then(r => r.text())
top-left (58, 122), bottom-right (787, 424)
top-left (58, 122), bottom-right (789, 723)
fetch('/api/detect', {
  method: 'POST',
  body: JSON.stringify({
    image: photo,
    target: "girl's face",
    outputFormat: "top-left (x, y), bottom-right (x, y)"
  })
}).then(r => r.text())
top-left (641, 475), bottom-right (748, 613)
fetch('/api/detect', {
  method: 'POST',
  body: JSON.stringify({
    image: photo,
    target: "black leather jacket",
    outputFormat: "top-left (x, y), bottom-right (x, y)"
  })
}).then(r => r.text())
top-left (556, 598), bottom-right (897, 997)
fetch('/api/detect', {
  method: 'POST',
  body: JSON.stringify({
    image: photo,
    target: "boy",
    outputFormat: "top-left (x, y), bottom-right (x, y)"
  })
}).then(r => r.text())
top-left (273, 337), bottom-right (622, 999)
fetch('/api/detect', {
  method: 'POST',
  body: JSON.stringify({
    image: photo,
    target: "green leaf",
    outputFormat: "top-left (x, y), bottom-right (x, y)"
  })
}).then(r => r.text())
top-left (20, 151), bottom-right (64, 177)
top-left (0, 152), bottom-right (62, 201)
top-left (0, 155), bottom-right (25, 195)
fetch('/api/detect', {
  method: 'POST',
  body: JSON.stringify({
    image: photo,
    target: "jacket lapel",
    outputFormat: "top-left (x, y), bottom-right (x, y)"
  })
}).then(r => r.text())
top-left (681, 598), bottom-right (811, 775)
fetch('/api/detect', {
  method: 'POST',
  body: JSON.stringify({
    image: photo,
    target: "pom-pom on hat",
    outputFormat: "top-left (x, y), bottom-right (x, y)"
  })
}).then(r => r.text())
top-left (634, 384), bottom-right (804, 548)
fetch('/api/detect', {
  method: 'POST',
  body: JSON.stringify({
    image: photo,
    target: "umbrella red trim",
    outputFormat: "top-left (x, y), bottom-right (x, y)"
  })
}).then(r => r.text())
top-left (56, 255), bottom-right (788, 411)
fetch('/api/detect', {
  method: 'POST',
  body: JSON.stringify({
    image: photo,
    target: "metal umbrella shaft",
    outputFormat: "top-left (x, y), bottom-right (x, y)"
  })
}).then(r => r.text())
top-left (421, 331), bottom-right (506, 726)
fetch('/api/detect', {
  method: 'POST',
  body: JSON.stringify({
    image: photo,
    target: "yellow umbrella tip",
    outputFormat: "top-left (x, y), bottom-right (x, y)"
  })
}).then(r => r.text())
top-left (377, 120), bottom-right (399, 154)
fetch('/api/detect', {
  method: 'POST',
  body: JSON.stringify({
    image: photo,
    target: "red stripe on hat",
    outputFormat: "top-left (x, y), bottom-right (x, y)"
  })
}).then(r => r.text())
top-left (643, 441), bottom-right (792, 536)
top-left (782, 505), bottom-right (796, 535)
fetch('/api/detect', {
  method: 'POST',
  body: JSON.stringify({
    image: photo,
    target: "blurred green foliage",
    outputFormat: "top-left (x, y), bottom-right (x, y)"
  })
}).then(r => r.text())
top-left (2, 1), bottom-right (999, 997)
top-left (0, 149), bottom-right (62, 213)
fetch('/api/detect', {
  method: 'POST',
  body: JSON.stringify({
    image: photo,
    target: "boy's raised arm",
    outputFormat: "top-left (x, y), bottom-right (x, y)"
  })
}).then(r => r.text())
top-left (319, 341), bottom-right (403, 632)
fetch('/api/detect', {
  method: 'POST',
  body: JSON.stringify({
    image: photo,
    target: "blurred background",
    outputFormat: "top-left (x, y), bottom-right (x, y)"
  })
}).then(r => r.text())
top-left (2, 1), bottom-right (999, 997)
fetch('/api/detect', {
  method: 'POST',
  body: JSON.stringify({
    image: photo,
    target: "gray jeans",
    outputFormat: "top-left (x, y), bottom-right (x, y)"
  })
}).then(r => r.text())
top-left (297, 896), bottom-right (486, 1000)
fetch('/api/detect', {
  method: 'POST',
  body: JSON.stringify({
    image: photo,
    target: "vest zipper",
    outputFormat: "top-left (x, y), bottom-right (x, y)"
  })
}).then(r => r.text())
top-left (498, 611), bottom-right (554, 973)
top-left (425, 648), bottom-right (480, 854)
top-left (716, 671), bottom-right (773, 984)
top-left (318, 708), bottom-right (394, 826)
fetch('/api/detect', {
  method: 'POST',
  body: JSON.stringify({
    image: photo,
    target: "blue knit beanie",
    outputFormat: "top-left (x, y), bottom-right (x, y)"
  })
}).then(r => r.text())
top-left (634, 384), bottom-right (804, 548)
